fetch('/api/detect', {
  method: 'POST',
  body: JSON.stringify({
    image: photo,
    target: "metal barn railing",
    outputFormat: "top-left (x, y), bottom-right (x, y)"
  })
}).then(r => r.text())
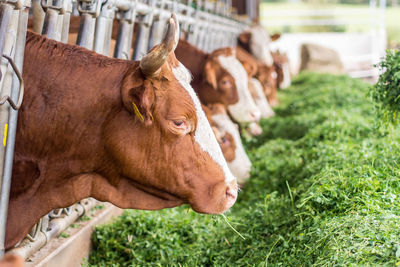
top-left (262, 0), bottom-right (387, 78)
top-left (0, 0), bottom-right (249, 260)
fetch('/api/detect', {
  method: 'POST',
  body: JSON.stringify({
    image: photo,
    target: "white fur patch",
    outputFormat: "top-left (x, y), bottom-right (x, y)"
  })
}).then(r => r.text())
top-left (280, 63), bottom-right (291, 89)
top-left (211, 113), bottom-right (251, 184)
top-left (250, 26), bottom-right (274, 67)
top-left (172, 63), bottom-right (235, 183)
top-left (217, 54), bottom-right (260, 123)
top-left (248, 78), bottom-right (275, 118)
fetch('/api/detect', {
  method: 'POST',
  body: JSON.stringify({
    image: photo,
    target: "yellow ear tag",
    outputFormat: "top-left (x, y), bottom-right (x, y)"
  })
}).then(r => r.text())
top-left (132, 102), bottom-right (144, 123)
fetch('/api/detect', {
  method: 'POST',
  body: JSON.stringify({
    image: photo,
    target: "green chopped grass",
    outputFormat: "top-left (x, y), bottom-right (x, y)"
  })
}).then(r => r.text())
top-left (370, 49), bottom-right (400, 124)
top-left (87, 72), bottom-right (400, 266)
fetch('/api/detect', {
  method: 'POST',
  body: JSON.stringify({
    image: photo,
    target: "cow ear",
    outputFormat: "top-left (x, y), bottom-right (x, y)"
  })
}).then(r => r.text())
top-left (204, 61), bottom-right (217, 89)
top-left (238, 32), bottom-right (251, 45)
top-left (270, 33), bottom-right (281, 41)
top-left (122, 77), bottom-right (155, 126)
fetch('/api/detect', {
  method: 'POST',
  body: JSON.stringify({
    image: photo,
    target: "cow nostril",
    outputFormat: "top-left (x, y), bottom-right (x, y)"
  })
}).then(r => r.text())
top-left (226, 187), bottom-right (237, 200)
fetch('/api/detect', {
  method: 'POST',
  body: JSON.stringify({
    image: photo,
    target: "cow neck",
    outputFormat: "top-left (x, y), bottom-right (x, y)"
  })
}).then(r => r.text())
top-left (193, 81), bottom-right (221, 105)
top-left (175, 38), bottom-right (207, 85)
top-left (6, 32), bottom-right (137, 249)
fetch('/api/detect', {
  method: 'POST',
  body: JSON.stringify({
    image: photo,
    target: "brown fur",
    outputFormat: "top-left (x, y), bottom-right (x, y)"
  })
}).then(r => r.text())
top-left (0, 255), bottom-right (24, 267)
top-left (256, 63), bottom-right (278, 107)
top-left (6, 32), bottom-right (236, 249)
top-left (236, 46), bottom-right (258, 77)
top-left (272, 51), bottom-right (289, 89)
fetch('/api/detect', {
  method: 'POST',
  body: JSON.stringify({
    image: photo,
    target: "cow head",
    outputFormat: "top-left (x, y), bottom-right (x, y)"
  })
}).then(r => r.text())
top-left (248, 77), bottom-right (275, 118)
top-left (105, 14), bottom-right (237, 214)
top-left (272, 51), bottom-right (291, 89)
top-left (204, 47), bottom-right (260, 123)
top-left (207, 104), bottom-right (252, 184)
top-left (257, 63), bottom-right (278, 107)
top-left (239, 26), bottom-right (274, 67)
top-left (202, 105), bottom-right (237, 164)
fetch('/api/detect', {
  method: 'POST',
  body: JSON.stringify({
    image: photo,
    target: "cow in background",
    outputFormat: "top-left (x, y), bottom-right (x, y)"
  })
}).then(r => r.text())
top-left (238, 26), bottom-right (291, 93)
top-left (175, 39), bottom-right (260, 124)
top-left (256, 63), bottom-right (279, 107)
top-left (6, 15), bottom-right (237, 249)
top-left (272, 51), bottom-right (291, 89)
top-left (206, 104), bottom-right (252, 185)
top-left (236, 46), bottom-right (276, 115)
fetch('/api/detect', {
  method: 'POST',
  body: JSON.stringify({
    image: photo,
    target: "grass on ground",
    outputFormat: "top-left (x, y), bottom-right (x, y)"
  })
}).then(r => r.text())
top-left (86, 72), bottom-right (400, 266)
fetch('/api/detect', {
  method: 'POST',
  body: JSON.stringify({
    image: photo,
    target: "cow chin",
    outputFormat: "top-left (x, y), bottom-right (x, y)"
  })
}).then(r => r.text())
top-left (188, 179), bottom-right (238, 214)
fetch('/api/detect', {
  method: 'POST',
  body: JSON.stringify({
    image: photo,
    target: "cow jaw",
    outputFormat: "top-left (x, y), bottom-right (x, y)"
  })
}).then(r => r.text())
top-left (211, 112), bottom-right (251, 183)
top-left (172, 62), bottom-right (237, 213)
top-left (217, 54), bottom-right (260, 123)
top-left (249, 78), bottom-right (275, 118)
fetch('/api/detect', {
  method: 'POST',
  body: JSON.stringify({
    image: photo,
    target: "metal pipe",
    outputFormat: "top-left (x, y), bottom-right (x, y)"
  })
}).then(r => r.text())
top-left (76, 13), bottom-right (96, 49)
top-left (93, 15), bottom-right (113, 55)
top-left (0, 4), bottom-right (19, 257)
top-left (41, 8), bottom-right (60, 40)
top-left (114, 19), bottom-right (134, 59)
top-left (0, 3), bottom-right (29, 257)
top-left (7, 199), bottom-right (98, 260)
top-left (32, 0), bottom-right (45, 33)
top-left (61, 11), bottom-right (71, 43)
top-left (0, 5), bottom-right (13, 61)
top-left (132, 22), bottom-right (150, 60)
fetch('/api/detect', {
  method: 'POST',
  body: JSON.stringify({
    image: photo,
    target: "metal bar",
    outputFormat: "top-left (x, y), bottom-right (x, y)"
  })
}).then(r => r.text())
top-left (0, 5), bottom-right (13, 60)
top-left (42, 8), bottom-right (60, 39)
top-left (93, 0), bottom-right (116, 55)
top-left (7, 199), bottom-right (98, 260)
top-left (114, 19), bottom-right (134, 59)
top-left (0, 1), bottom-right (30, 256)
top-left (114, 0), bottom-right (136, 59)
top-left (132, 0), bottom-right (155, 60)
top-left (61, 10), bottom-right (71, 43)
top-left (0, 3), bottom-right (18, 257)
top-left (32, 0), bottom-right (45, 33)
top-left (76, 13), bottom-right (96, 49)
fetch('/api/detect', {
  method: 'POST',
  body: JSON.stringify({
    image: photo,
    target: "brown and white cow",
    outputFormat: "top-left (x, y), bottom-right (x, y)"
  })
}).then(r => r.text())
top-left (6, 15), bottom-right (237, 249)
top-left (248, 77), bottom-right (275, 118)
top-left (206, 104), bottom-right (252, 184)
top-left (256, 63), bottom-right (279, 107)
top-left (272, 50), bottom-right (291, 89)
top-left (175, 39), bottom-right (260, 124)
top-left (238, 25), bottom-right (274, 67)
top-left (236, 46), bottom-right (275, 118)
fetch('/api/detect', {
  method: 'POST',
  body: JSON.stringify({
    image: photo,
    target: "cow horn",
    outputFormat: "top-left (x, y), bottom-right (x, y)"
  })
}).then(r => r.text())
top-left (140, 13), bottom-right (179, 77)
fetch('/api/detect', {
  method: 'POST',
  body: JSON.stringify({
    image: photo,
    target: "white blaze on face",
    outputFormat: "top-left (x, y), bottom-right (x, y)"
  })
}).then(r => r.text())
top-left (217, 54), bottom-right (260, 123)
top-left (248, 78), bottom-right (275, 118)
top-left (172, 63), bottom-right (235, 183)
top-left (280, 63), bottom-right (291, 89)
top-left (249, 26), bottom-right (274, 67)
top-left (212, 113), bottom-right (251, 184)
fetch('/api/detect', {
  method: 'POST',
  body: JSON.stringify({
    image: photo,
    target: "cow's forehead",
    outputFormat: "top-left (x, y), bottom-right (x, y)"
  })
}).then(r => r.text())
top-left (172, 63), bottom-right (235, 183)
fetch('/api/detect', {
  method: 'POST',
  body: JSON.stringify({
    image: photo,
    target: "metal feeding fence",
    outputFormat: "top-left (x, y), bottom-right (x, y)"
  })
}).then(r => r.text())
top-left (0, 0), bottom-right (249, 259)
top-left (262, 0), bottom-right (387, 78)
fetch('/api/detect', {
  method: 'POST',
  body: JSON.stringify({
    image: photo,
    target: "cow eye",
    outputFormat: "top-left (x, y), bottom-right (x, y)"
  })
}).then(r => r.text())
top-left (173, 120), bottom-right (184, 127)
top-left (168, 119), bottom-right (192, 136)
top-left (221, 79), bottom-right (232, 87)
